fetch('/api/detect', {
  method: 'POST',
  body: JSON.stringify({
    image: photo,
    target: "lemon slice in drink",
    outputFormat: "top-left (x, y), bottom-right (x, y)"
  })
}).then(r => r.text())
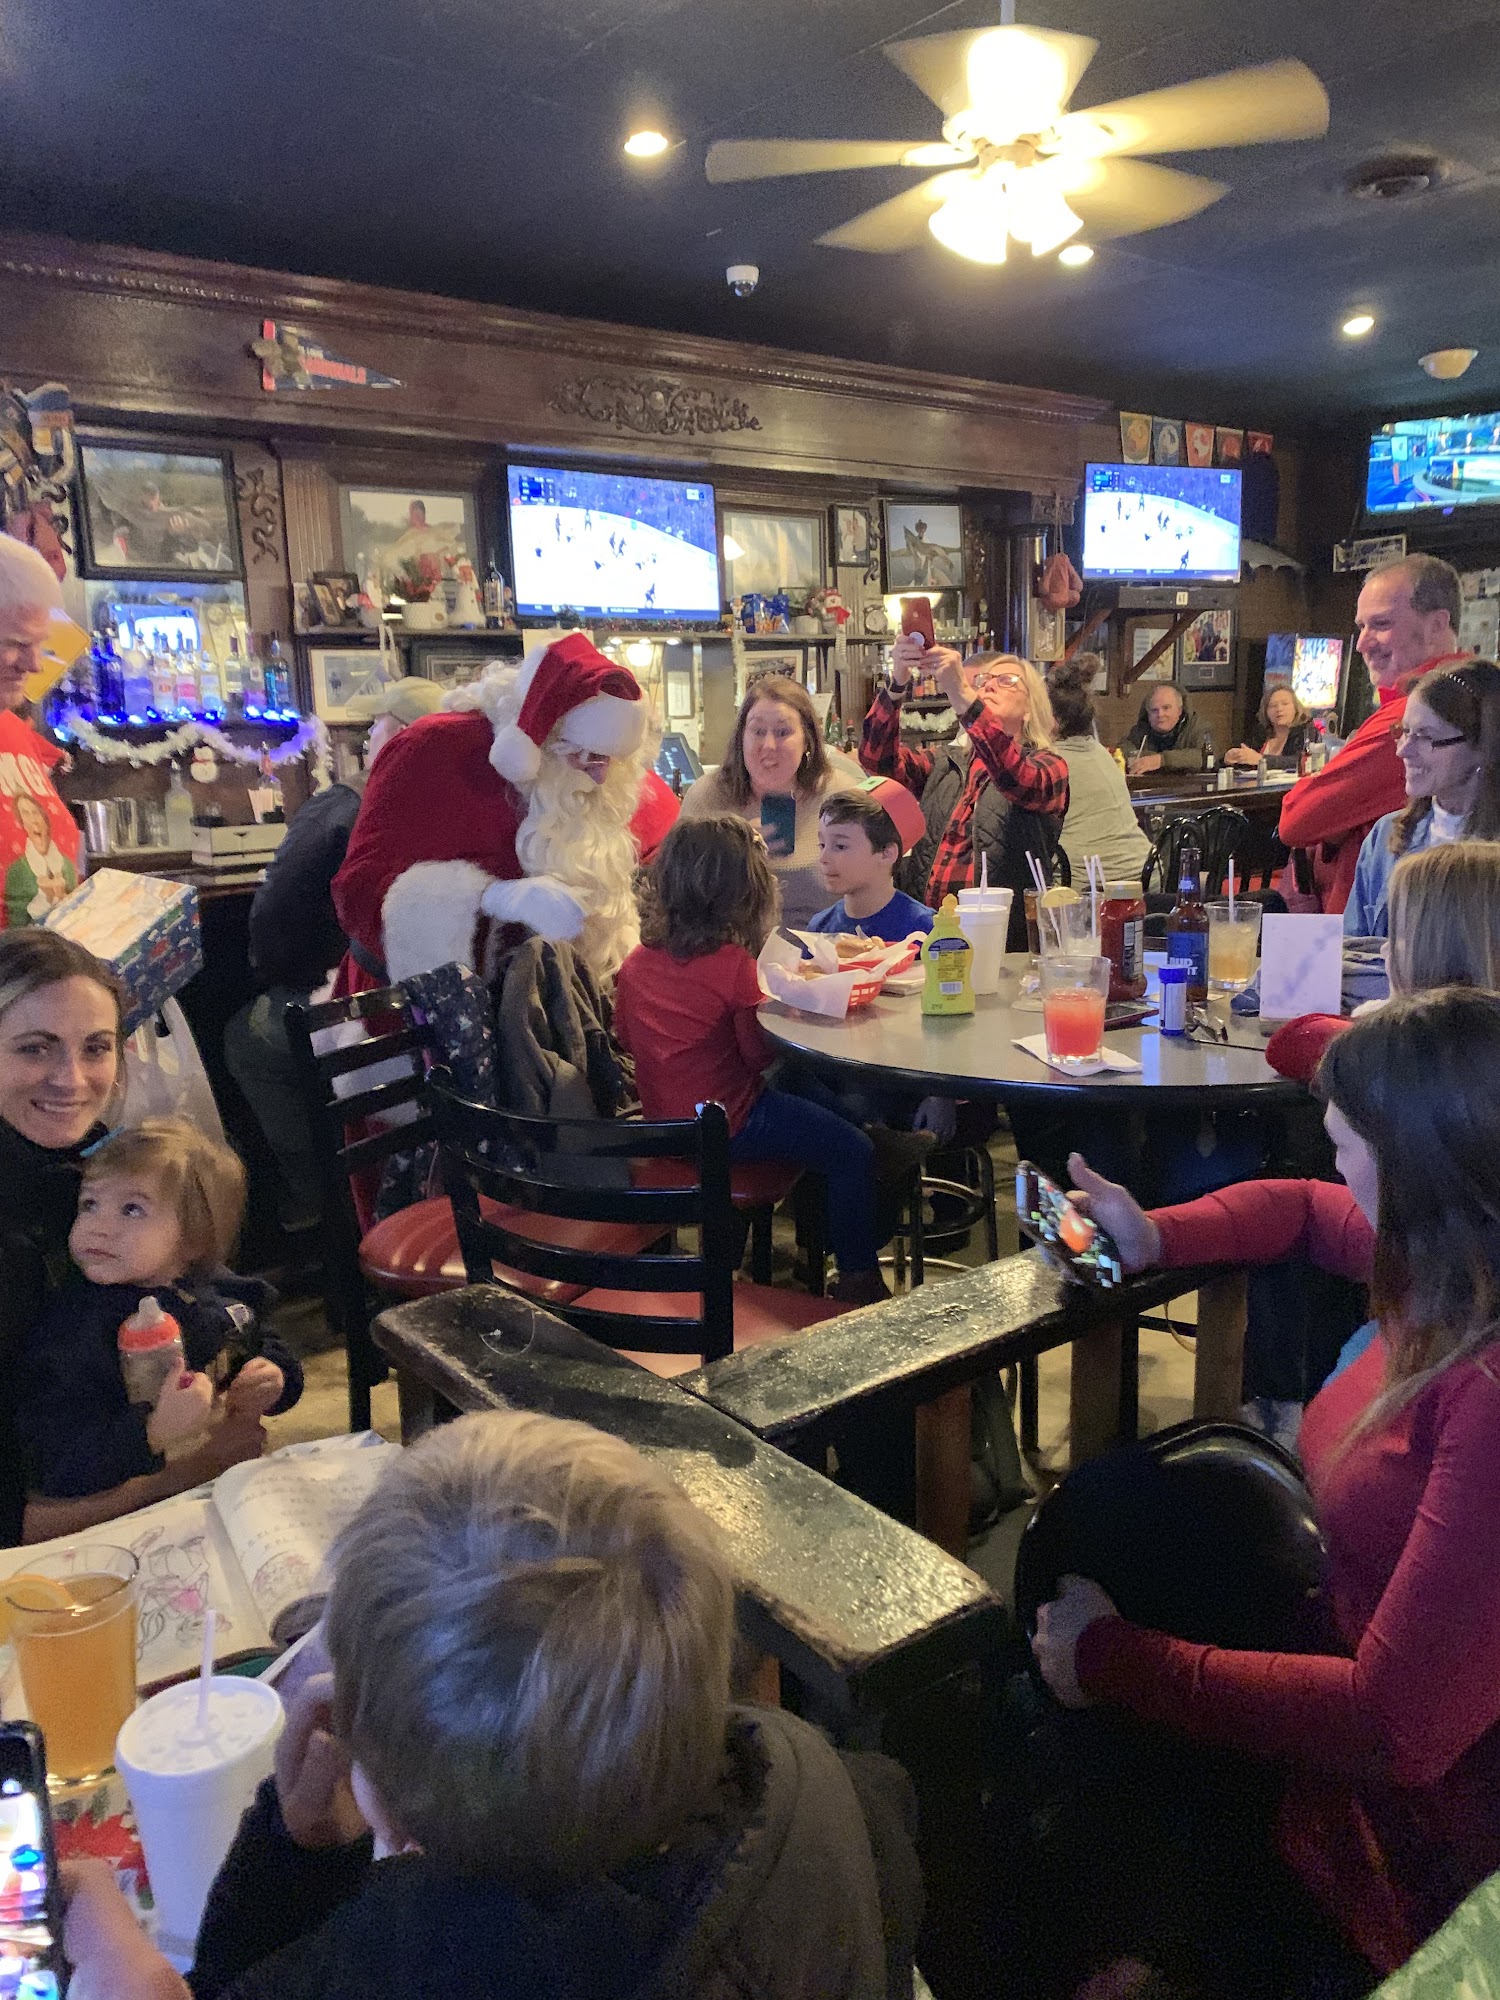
top-left (0, 1571), bottom-right (76, 1643)
top-left (1038, 886), bottom-right (1081, 909)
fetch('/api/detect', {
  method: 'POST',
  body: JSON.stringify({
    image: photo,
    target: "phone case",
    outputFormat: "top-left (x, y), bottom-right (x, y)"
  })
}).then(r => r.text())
top-left (1015, 1161), bottom-right (1123, 1288)
top-left (901, 596), bottom-right (936, 646)
top-left (759, 793), bottom-right (797, 856)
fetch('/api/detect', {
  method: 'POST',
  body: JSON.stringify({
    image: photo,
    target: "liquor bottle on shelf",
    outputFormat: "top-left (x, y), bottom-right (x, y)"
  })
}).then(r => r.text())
top-left (197, 639), bottom-right (224, 718)
top-left (173, 637), bottom-right (200, 715)
top-left (1165, 843), bottom-right (1210, 1005)
top-left (484, 556), bottom-right (505, 629)
top-left (257, 746), bottom-right (285, 821)
top-left (150, 644), bottom-right (177, 717)
top-left (264, 638), bottom-right (294, 713)
top-left (223, 634), bottom-right (246, 717)
top-left (165, 762), bottom-right (194, 848)
top-left (243, 635), bottom-right (268, 713)
top-left (121, 645), bottom-right (153, 719)
top-left (91, 624), bottom-right (126, 718)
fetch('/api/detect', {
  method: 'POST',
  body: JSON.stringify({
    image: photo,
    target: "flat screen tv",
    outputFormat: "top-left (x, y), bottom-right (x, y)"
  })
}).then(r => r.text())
top-left (507, 464), bottom-right (720, 621)
top-left (1365, 411), bottom-right (1500, 515)
top-left (1080, 463), bottom-right (1243, 582)
top-left (1265, 632), bottom-right (1344, 711)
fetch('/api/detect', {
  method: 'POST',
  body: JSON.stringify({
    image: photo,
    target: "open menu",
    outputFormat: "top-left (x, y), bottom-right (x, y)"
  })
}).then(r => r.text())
top-left (0, 1431), bottom-right (398, 1696)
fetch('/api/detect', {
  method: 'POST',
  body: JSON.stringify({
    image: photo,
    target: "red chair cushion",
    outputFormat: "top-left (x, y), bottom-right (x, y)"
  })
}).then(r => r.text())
top-left (567, 1279), bottom-right (847, 1378)
top-left (358, 1197), bottom-right (660, 1306)
top-left (631, 1157), bottom-right (801, 1209)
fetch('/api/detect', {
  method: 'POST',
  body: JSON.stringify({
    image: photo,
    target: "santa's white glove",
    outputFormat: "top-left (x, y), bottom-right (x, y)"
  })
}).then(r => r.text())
top-left (480, 874), bottom-right (587, 941)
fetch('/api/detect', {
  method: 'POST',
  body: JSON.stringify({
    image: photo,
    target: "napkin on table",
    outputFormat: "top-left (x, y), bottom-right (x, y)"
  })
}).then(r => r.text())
top-left (1013, 1034), bottom-right (1142, 1077)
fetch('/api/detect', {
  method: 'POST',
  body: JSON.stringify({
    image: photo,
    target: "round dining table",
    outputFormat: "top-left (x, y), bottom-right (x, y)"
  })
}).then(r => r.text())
top-left (759, 955), bottom-right (1303, 1111)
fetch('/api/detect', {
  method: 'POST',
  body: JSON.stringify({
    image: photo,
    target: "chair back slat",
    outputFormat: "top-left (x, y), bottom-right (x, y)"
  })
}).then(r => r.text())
top-left (431, 1077), bottom-right (737, 1363)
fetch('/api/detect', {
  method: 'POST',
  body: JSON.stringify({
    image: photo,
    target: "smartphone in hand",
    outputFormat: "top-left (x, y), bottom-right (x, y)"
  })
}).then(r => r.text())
top-left (901, 596), bottom-right (936, 647)
top-left (0, 1722), bottom-right (66, 1997)
top-left (1016, 1161), bottom-right (1123, 1288)
top-left (759, 793), bottom-right (797, 858)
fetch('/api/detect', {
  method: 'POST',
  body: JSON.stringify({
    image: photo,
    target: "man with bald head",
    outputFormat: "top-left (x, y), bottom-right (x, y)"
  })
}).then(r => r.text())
top-left (1278, 553), bottom-right (1467, 914)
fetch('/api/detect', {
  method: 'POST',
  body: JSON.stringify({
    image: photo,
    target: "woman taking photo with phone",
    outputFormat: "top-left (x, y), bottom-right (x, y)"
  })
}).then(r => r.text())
top-left (679, 674), bottom-right (859, 928)
top-left (1034, 989), bottom-right (1500, 1983)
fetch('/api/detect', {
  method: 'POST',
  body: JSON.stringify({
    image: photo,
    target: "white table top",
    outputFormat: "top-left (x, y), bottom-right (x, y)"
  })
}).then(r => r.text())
top-left (760, 956), bottom-right (1302, 1107)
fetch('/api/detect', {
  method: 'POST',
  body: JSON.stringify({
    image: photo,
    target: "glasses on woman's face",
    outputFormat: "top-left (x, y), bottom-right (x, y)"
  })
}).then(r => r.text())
top-left (1393, 724), bottom-right (1468, 750)
top-left (971, 670), bottom-right (1025, 693)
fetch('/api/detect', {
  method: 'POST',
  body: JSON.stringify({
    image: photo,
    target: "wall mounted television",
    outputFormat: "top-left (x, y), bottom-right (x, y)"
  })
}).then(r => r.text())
top-left (506, 464), bottom-right (721, 621)
top-left (1365, 412), bottom-right (1500, 515)
top-left (1080, 464), bottom-right (1242, 583)
top-left (1265, 632), bottom-right (1344, 711)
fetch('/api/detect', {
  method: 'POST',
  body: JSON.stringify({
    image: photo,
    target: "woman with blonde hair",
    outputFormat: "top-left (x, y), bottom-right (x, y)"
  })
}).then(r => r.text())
top-left (1040, 989), bottom-right (1500, 1981)
top-left (1225, 682), bottom-right (1312, 770)
top-left (861, 633), bottom-right (1068, 951)
top-left (679, 672), bottom-right (859, 928)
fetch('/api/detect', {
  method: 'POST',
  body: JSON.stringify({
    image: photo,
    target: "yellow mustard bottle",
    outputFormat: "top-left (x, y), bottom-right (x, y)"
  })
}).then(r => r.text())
top-left (921, 894), bottom-right (975, 1016)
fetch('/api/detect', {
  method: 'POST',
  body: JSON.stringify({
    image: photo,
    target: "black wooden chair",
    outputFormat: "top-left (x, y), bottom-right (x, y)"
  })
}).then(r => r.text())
top-left (431, 1075), bottom-right (846, 1371)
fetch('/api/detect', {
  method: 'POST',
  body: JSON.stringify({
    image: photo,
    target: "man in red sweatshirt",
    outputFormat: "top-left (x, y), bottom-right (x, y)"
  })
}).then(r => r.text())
top-left (1278, 553), bottom-right (1466, 913)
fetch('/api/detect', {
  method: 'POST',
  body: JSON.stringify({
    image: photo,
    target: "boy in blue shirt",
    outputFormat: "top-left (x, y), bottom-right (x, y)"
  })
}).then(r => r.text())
top-left (808, 792), bottom-right (934, 943)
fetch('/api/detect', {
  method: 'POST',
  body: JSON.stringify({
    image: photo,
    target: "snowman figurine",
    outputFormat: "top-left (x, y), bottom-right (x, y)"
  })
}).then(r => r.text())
top-left (189, 745), bottom-right (218, 787)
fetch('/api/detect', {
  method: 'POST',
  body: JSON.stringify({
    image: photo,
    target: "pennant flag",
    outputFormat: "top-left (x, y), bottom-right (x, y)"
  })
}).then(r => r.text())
top-left (1152, 417), bottom-right (1183, 465)
top-left (1214, 427), bottom-right (1244, 466)
top-left (1248, 430), bottom-right (1275, 455)
top-left (1119, 413), bottom-right (1152, 464)
top-left (252, 321), bottom-right (401, 393)
top-left (1185, 423), bottom-right (1215, 467)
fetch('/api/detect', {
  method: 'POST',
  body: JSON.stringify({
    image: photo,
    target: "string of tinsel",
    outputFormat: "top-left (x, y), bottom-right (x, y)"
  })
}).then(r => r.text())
top-left (55, 709), bottom-right (332, 787)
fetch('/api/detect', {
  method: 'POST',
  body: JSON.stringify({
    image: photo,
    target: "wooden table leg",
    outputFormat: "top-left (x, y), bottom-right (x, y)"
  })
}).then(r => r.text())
top-left (915, 1384), bottom-right (972, 1557)
top-left (1069, 1319), bottom-right (1124, 1465)
top-left (395, 1366), bottom-right (438, 1444)
top-left (1194, 1270), bottom-right (1248, 1420)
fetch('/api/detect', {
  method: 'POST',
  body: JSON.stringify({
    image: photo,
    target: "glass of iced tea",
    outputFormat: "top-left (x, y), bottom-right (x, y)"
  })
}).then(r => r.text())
top-left (4, 1547), bottom-right (138, 1786)
top-left (1040, 954), bottom-right (1110, 1069)
top-left (1207, 901), bottom-right (1262, 992)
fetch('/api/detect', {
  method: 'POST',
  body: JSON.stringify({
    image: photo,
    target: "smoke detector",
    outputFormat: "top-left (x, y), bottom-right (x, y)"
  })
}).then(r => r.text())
top-left (1347, 154), bottom-right (1443, 202)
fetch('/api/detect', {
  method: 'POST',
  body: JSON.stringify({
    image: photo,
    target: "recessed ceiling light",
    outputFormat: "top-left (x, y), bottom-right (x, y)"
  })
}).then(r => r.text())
top-left (624, 130), bottom-right (670, 159)
top-left (1342, 313), bottom-right (1376, 338)
top-left (1058, 243), bottom-right (1094, 267)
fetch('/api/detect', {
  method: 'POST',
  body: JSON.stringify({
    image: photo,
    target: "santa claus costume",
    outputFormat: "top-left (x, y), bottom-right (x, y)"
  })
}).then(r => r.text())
top-left (332, 633), bottom-right (666, 991)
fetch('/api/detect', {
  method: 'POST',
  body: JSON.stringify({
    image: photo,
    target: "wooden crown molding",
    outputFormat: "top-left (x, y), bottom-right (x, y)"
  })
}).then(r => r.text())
top-left (0, 228), bottom-right (1109, 431)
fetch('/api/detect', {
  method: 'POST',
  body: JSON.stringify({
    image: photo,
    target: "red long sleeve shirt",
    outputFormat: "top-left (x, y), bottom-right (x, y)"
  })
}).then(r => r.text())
top-left (1277, 655), bottom-right (1468, 914)
top-left (859, 683), bottom-right (1068, 906)
top-left (1077, 1178), bottom-right (1500, 1969)
top-left (613, 942), bottom-right (771, 1134)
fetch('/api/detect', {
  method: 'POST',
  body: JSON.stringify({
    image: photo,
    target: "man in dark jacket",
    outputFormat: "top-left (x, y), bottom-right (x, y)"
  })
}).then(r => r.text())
top-left (1121, 683), bottom-right (1206, 775)
top-left (222, 678), bottom-right (442, 1229)
top-left (185, 1411), bottom-right (923, 2000)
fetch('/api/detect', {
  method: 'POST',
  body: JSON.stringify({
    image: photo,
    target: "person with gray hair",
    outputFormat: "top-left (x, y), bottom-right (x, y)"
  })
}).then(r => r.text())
top-left (1278, 552), bottom-right (1467, 913)
top-left (0, 531), bottom-right (83, 934)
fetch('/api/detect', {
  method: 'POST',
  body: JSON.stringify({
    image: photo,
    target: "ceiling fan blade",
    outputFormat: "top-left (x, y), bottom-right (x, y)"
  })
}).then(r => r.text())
top-left (706, 139), bottom-right (927, 183)
top-left (1050, 57), bottom-right (1329, 159)
top-left (1051, 156), bottom-right (1228, 239)
top-left (816, 173), bottom-right (966, 252)
top-left (883, 26), bottom-right (1097, 121)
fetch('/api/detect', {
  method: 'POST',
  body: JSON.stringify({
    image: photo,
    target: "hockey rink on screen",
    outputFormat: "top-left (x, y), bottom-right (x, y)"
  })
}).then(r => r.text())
top-left (1082, 491), bottom-right (1241, 578)
top-left (513, 505), bottom-right (719, 615)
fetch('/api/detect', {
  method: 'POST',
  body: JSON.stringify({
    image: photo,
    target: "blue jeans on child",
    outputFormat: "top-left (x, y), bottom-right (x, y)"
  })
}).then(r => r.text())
top-left (731, 1086), bottom-right (879, 1274)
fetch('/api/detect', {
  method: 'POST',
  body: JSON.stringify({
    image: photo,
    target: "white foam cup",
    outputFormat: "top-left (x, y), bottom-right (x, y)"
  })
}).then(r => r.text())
top-left (956, 887), bottom-right (1013, 995)
top-left (116, 1674), bottom-right (284, 1953)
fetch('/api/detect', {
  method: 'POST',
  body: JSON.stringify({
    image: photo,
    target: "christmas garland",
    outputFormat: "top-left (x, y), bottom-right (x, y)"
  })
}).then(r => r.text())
top-left (55, 709), bottom-right (333, 787)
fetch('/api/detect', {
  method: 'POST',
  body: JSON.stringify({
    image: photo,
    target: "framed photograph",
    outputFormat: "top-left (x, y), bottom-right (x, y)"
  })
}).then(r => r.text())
top-left (306, 570), bottom-right (363, 629)
top-left (882, 501), bottom-right (963, 591)
top-left (831, 505), bottom-right (873, 570)
top-left (307, 644), bottom-right (389, 724)
top-left (721, 510), bottom-right (824, 602)
top-left (77, 444), bottom-right (242, 579)
top-left (406, 639), bottom-right (494, 691)
top-left (339, 486), bottom-right (480, 602)
top-left (1128, 619), bottom-right (1176, 684)
top-left (1177, 608), bottom-right (1235, 687)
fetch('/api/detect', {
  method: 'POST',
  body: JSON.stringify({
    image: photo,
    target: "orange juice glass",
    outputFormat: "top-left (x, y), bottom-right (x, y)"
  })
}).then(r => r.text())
top-left (1040, 955), bottom-right (1110, 1067)
top-left (5, 1546), bottom-right (138, 1785)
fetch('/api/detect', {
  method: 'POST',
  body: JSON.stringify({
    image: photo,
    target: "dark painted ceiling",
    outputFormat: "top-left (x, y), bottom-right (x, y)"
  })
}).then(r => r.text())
top-left (2, 0), bottom-right (1498, 428)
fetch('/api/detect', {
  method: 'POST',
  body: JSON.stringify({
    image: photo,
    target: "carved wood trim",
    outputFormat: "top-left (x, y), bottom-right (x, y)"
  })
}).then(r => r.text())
top-left (549, 373), bottom-right (761, 438)
top-left (0, 229), bottom-right (1107, 430)
top-left (234, 464), bottom-right (282, 565)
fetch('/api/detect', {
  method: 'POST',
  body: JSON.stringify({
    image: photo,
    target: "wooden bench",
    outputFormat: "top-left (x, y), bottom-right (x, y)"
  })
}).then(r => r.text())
top-left (677, 1249), bottom-right (1248, 1529)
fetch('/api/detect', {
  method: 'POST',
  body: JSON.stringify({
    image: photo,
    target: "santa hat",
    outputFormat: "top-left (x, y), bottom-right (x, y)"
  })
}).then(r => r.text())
top-left (490, 633), bottom-right (646, 785)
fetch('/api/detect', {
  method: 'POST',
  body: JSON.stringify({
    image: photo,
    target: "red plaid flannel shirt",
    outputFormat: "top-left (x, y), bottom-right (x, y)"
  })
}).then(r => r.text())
top-left (859, 682), bottom-right (1069, 905)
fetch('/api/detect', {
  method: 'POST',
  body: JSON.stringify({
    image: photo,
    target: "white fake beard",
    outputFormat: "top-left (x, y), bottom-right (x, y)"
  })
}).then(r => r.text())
top-left (514, 748), bottom-right (643, 978)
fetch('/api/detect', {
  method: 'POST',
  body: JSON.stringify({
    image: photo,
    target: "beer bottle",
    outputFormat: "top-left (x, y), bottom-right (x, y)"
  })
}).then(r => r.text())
top-left (1165, 843), bottom-right (1210, 1003)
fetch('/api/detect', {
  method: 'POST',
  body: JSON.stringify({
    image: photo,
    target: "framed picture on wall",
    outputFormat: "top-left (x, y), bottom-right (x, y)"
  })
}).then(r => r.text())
top-left (77, 445), bottom-right (243, 579)
top-left (882, 501), bottom-right (963, 591)
top-left (307, 644), bottom-right (389, 724)
top-left (407, 639), bottom-right (492, 690)
top-left (721, 510), bottom-right (824, 601)
top-left (1127, 618), bottom-right (1176, 685)
top-left (831, 505), bottom-right (873, 569)
top-left (339, 486), bottom-right (480, 603)
top-left (1177, 608), bottom-right (1236, 687)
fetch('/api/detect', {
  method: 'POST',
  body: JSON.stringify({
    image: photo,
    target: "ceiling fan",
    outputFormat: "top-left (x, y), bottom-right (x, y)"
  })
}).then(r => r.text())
top-left (704, 8), bottom-right (1329, 266)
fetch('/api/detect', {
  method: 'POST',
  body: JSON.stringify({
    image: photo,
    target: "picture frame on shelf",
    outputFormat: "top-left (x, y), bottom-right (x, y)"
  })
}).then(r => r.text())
top-left (77, 444), bottom-right (243, 580)
top-left (407, 638), bottom-right (498, 689)
top-left (305, 570), bottom-right (364, 630)
top-left (882, 501), bottom-right (963, 591)
top-left (307, 645), bottom-right (394, 724)
top-left (339, 485), bottom-right (480, 604)
top-left (831, 505), bottom-right (873, 570)
top-left (1177, 608), bottom-right (1235, 687)
top-left (721, 510), bottom-right (824, 602)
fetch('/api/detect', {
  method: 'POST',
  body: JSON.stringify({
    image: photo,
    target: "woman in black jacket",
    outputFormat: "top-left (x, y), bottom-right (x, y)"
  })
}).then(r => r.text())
top-left (0, 930), bottom-right (262, 1546)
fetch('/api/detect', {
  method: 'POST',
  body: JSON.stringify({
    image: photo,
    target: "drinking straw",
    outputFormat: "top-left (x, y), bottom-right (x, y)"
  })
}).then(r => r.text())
top-left (980, 849), bottom-right (989, 892)
top-left (197, 1606), bottom-right (216, 1733)
top-left (1229, 859), bottom-right (1237, 923)
top-left (1087, 855), bottom-right (1101, 941)
top-left (1026, 851), bottom-right (1047, 900)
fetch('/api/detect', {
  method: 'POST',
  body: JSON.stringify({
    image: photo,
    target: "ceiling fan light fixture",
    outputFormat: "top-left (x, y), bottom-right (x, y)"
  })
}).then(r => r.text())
top-left (928, 170), bottom-right (1010, 263)
top-left (1420, 347), bottom-right (1478, 380)
top-left (1341, 312), bottom-right (1376, 338)
top-left (1058, 241), bottom-right (1094, 266)
top-left (1009, 175), bottom-right (1084, 254)
top-left (902, 141), bottom-right (972, 168)
top-left (965, 27), bottom-right (1071, 145)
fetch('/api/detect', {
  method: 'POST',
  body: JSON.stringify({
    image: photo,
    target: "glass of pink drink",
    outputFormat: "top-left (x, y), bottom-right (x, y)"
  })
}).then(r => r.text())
top-left (1040, 955), bottom-right (1110, 1068)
